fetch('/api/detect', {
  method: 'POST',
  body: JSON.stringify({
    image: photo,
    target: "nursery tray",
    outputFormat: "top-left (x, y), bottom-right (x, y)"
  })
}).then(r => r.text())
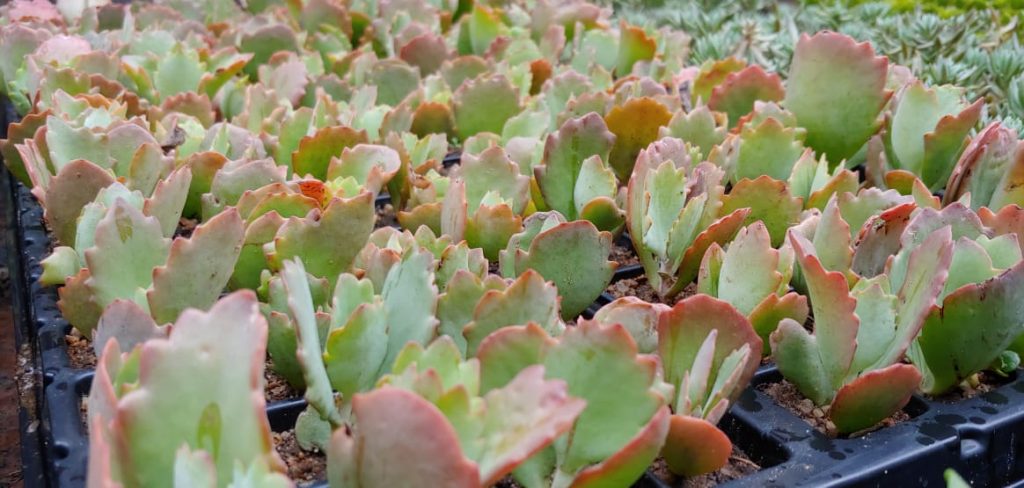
top-left (7, 91), bottom-right (1024, 487)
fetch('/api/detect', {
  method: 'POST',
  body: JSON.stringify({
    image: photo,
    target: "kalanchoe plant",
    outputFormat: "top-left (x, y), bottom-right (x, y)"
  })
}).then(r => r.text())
top-left (772, 226), bottom-right (952, 434)
top-left (44, 194), bottom-right (244, 335)
top-left (627, 137), bottom-right (749, 299)
top-left (896, 204), bottom-right (1024, 394)
top-left (533, 112), bottom-right (625, 234)
top-left (783, 31), bottom-right (891, 168)
top-left (272, 250), bottom-right (437, 448)
top-left (328, 339), bottom-right (585, 487)
top-left (499, 211), bottom-right (615, 319)
top-left (594, 295), bottom-right (762, 476)
top-left (87, 291), bottom-right (289, 487)
top-left (477, 320), bottom-right (672, 488)
top-left (881, 81), bottom-right (983, 191)
top-left (944, 122), bottom-right (1024, 210)
top-left (697, 222), bottom-right (808, 353)
top-left (441, 145), bottom-right (531, 260)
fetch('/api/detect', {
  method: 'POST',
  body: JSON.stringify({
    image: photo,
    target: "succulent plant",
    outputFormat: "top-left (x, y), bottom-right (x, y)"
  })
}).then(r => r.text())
top-left (45, 195), bottom-right (244, 335)
top-left (881, 81), bottom-right (983, 190)
top-left (328, 339), bottom-right (585, 487)
top-left (87, 291), bottom-right (288, 487)
top-left (271, 249), bottom-right (437, 445)
top-left (899, 204), bottom-right (1024, 394)
top-left (595, 295), bottom-right (762, 476)
top-left (944, 122), bottom-right (1024, 210)
top-left (784, 31), bottom-right (891, 167)
top-left (441, 145), bottom-right (531, 260)
top-left (533, 112), bottom-right (625, 234)
top-left (697, 222), bottom-right (808, 353)
top-left (772, 225), bottom-right (951, 433)
top-left (627, 138), bottom-right (750, 298)
top-left (477, 320), bottom-right (672, 488)
top-left (499, 211), bottom-right (615, 319)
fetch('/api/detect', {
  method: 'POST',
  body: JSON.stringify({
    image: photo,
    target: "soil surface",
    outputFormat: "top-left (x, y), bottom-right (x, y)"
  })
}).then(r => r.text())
top-left (610, 240), bottom-right (640, 267)
top-left (274, 429), bottom-right (327, 483)
top-left (65, 330), bottom-right (97, 369)
top-left (1, 297), bottom-right (25, 486)
top-left (265, 365), bottom-right (300, 402)
top-left (374, 202), bottom-right (398, 229)
top-left (606, 275), bottom-right (697, 304)
top-left (650, 447), bottom-right (761, 487)
top-left (931, 371), bottom-right (1013, 403)
top-left (759, 380), bottom-right (909, 437)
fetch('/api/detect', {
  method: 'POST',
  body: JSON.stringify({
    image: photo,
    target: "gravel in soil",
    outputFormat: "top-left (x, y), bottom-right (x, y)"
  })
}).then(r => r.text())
top-left (650, 447), bottom-right (761, 487)
top-left (930, 371), bottom-right (1013, 403)
top-left (265, 364), bottom-right (300, 403)
top-left (66, 330), bottom-right (97, 369)
top-left (610, 240), bottom-right (640, 267)
top-left (374, 202), bottom-right (399, 229)
top-left (606, 275), bottom-right (697, 305)
top-left (759, 380), bottom-right (909, 437)
top-left (274, 429), bottom-right (327, 483)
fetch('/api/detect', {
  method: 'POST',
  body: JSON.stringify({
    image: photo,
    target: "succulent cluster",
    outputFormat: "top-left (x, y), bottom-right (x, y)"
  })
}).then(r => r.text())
top-left (4, 0), bottom-right (1024, 486)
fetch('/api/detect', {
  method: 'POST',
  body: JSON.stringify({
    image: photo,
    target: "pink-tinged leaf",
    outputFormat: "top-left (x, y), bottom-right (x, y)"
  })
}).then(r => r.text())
top-left (477, 366), bottom-right (586, 485)
top-left (88, 412), bottom-right (122, 488)
top-left (93, 300), bottom-right (168, 358)
top-left (812, 196), bottom-right (853, 275)
top-left (0, 109), bottom-right (49, 186)
top-left (400, 32), bottom-right (449, 76)
top-left (593, 297), bottom-right (669, 354)
top-left (708, 65), bottom-right (785, 130)
top-left (616, 22), bottom-right (657, 76)
top-left (944, 122), bottom-right (1021, 208)
top-left (852, 202), bottom-right (916, 278)
top-left (658, 295), bottom-right (761, 406)
top-left (980, 205), bottom-right (1024, 254)
top-left (477, 323), bottom-right (557, 393)
top-left (536, 113), bottom-right (616, 221)
top-left (877, 226), bottom-right (952, 368)
top-left (147, 208), bottom-right (245, 324)
top-left (788, 231), bottom-right (858, 391)
top-left (914, 260), bottom-right (1024, 394)
top-left (58, 268), bottom-right (103, 335)
top-left (692, 58), bottom-right (747, 105)
top-left (43, 159), bottom-right (115, 246)
top-left (748, 292), bottom-right (809, 356)
top-left (785, 32), bottom-right (890, 166)
top-left (113, 292), bottom-right (283, 486)
top-left (830, 364), bottom-right (921, 434)
top-left (838, 188), bottom-right (912, 240)
top-left (661, 415), bottom-right (731, 476)
top-left (329, 387), bottom-right (479, 488)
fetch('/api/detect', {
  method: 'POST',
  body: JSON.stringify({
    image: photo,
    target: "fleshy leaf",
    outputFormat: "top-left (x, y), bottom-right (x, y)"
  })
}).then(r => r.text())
top-left (829, 364), bottom-right (921, 434)
top-left (147, 208), bottom-right (245, 324)
top-left (784, 32), bottom-right (890, 166)
top-left (605, 98), bottom-right (672, 181)
top-left (452, 74), bottom-right (521, 140)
